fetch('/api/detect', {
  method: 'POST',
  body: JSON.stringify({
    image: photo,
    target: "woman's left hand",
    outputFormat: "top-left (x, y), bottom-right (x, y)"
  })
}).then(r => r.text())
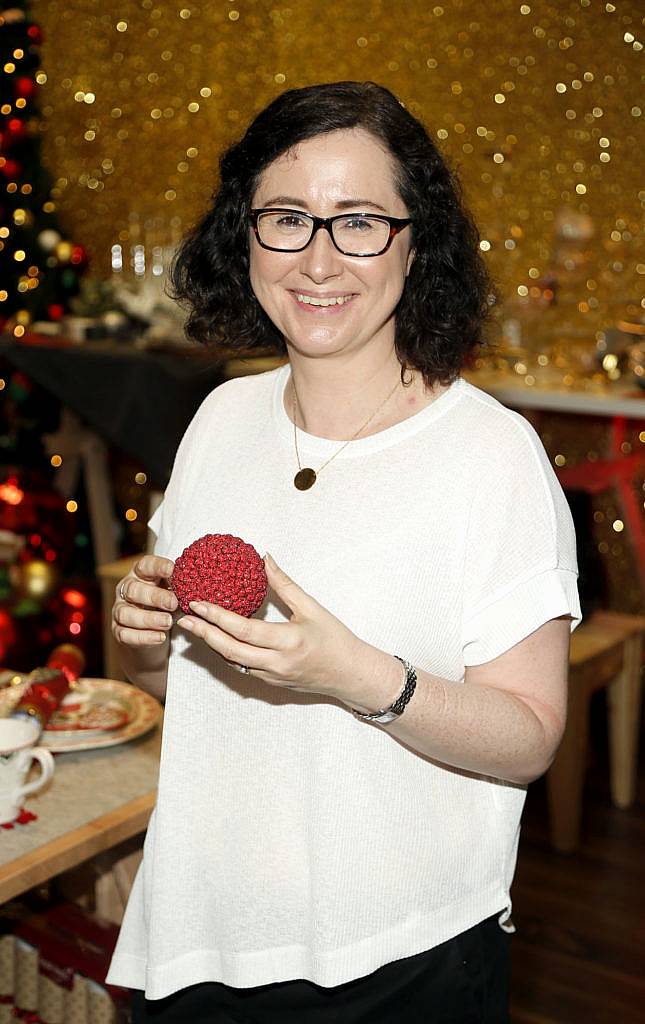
top-left (175, 553), bottom-right (397, 708)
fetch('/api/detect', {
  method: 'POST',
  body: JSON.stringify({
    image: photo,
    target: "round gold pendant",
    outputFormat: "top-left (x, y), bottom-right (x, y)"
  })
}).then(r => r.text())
top-left (294, 468), bottom-right (317, 490)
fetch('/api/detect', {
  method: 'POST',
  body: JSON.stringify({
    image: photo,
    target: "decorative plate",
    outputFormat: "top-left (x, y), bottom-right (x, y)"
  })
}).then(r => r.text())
top-left (0, 677), bottom-right (161, 752)
top-left (41, 679), bottom-right (162, 752)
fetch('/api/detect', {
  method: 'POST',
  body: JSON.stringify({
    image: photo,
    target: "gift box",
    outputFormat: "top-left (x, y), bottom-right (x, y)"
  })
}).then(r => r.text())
top-left (0, 902), bottom-right (131, 1024)
top-left (0, 933), bottom-right (15, 1024)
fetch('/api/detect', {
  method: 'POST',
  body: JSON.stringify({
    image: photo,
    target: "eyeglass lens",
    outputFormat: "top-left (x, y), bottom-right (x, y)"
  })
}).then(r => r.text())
top-left (256, 211), bottom-right (391, 256)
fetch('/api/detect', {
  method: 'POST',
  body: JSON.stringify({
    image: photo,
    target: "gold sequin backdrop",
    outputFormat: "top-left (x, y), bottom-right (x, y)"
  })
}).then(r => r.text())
top-left (36, 0), bottom-right (643, 328)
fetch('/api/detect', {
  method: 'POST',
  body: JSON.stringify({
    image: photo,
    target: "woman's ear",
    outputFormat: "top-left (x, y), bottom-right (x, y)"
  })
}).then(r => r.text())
top-left (406, 247), bottom-right (416, 277)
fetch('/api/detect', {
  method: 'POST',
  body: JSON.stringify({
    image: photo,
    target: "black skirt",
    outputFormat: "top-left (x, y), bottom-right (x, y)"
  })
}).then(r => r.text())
top-left (131, 912), bottom-right (511, 1023)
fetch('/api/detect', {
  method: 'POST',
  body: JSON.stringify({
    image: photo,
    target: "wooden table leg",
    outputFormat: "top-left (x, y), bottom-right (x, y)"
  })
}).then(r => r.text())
top-left (43, 407), bottom-right (119, 566)
top-left (608, 633), bottom-right (643, 809)
top-left (81, 431), bottom-right (119, 566)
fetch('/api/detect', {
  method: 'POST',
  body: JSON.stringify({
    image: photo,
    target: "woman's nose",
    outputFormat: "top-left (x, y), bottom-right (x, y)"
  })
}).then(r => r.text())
top-left (298, 225), bottom-right (343, 282)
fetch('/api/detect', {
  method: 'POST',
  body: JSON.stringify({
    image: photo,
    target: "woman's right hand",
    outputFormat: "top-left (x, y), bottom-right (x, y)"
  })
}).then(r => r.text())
top-left (112, 555), bottom-right (178, 646)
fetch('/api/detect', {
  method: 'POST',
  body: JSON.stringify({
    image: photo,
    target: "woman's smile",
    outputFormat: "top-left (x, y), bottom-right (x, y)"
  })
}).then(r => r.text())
top-left (290, 289), bottom-right (358, 313)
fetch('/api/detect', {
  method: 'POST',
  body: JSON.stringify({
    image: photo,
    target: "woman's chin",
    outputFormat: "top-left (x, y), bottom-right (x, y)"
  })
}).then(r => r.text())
top-left (283, 325), bottom-right (351, 357)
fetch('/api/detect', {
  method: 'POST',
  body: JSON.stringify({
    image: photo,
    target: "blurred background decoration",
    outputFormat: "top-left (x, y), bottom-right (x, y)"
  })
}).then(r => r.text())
top-left (30, 0), bottom-right (644, 354)
top-left (0, 0), bottom-right (641, 373)
top-left (0, 1), bottom-right (88, 334)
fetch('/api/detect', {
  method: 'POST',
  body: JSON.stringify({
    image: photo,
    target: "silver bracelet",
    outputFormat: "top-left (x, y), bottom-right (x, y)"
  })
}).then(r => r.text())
top-left (351, 656), bottom-right (418, 726)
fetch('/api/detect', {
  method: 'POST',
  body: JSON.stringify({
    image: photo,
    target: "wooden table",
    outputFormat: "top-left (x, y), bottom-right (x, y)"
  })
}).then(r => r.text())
top-left (0, 723), bottom-right (160, 905)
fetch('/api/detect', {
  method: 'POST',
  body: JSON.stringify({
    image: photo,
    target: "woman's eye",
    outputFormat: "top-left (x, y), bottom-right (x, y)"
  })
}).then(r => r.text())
top-left (276, 214), bottom-right (307, 228)
top-left (343, 217), bottom-right (374, 232)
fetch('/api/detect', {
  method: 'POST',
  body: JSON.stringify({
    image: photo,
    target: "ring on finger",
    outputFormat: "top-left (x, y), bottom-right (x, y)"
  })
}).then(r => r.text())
top-left (236, 664), bottom-right (251, 675)
top-left (119, 580), bottom-right (128, 603)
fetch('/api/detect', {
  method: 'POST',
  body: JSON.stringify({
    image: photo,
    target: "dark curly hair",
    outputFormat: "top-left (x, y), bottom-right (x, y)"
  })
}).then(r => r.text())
top-left (169, 81), bottom-right (494, 387)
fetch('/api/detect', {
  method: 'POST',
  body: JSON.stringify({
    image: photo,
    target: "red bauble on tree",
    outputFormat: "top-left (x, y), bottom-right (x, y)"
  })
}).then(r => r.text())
top-left (0, 469), bottom-right (75, 568)
top-left (0, 608), bottom-right (17, 666)
top-left (0, 159), bottom-right (21, 179)
top-left (27, 24), bottom-right (43, 45)
top-left (14, 76), bottom-right (37, 101)
top-left (6, 118), bottom-right (28, 145)
top-left (70, 244), bottom-right (87, 267)
top-left (47, 579), bottom-right (102, 675)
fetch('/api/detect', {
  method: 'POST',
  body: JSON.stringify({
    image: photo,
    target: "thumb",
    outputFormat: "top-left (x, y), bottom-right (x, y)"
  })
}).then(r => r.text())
top-left (264, 553), bottom-right (312, 615)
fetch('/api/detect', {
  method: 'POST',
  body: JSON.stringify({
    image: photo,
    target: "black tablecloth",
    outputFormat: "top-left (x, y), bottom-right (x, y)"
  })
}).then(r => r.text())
top-left (0, 336), bottom-right (224, 486)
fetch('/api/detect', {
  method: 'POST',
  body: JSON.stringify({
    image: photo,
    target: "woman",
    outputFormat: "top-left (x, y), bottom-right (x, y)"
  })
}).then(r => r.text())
top-left (107, 82), bottom-right (580, 1022)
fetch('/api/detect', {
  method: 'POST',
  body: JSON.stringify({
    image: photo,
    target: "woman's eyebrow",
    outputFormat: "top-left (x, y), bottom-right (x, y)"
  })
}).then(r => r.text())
top-left (260, 195), bottom-right (388, 213)
top-left (335, 198), bottom-right (388, 212)
top-left (259, 195), bottom-right (308, 208)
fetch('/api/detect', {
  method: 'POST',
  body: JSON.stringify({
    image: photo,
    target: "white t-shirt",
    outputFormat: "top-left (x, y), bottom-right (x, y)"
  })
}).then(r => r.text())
top-left (107, 365), bottom-right (581, 999)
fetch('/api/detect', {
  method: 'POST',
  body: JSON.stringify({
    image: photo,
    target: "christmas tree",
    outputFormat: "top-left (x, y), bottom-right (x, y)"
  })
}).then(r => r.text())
top-left (0, 5), bottom-right (102, 672)
top-left (0, 1), bottom-right (87, 336)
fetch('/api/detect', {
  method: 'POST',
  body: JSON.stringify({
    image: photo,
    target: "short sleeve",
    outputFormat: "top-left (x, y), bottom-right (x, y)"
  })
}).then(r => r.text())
top-left (461, 417), bottom-right (582, 666)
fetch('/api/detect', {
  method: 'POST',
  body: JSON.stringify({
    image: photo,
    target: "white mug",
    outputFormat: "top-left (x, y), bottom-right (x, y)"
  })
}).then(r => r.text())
top-left (0, 718), bottom-right (55, 825)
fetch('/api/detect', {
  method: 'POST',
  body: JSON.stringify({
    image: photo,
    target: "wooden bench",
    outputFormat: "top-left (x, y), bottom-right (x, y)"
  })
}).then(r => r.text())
top-left (546, 610), bottom-right (645, 853)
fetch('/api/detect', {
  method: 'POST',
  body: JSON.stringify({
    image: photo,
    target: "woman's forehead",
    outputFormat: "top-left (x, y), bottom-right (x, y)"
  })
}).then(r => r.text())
top-left (253, 129), bottom-right (401, 205)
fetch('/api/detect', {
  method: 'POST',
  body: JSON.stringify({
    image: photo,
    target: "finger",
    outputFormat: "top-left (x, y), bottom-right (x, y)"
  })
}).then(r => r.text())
top-left (133, 555), bottom-right (175, 583)
top-left (264, 553), bottom-right (315, 616)
top-left (120, 576), bottom-right (178, 612)
top-left (114, 603), bottom-right (174, 632)
top-left (187, 601), bottom-right (288, 649)
top-left (112, 624), bottom-right (168, 646)
top-left (177, 615), bottom-right (276, 671)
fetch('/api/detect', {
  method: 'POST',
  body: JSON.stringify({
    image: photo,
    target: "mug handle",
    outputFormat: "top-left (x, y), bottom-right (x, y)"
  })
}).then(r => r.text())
top-left (14, 747), bottom-right (55, 802)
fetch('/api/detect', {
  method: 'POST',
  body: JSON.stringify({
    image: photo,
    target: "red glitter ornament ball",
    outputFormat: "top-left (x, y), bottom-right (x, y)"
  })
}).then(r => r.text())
top-left (170, 534), bottom-right (268, 616)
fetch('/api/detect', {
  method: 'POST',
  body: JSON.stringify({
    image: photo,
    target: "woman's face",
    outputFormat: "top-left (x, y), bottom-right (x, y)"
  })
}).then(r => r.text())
top-left (249, 128), bottom-right (414, 364)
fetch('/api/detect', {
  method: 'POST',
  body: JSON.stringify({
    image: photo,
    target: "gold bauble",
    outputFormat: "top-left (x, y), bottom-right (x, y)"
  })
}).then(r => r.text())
top-left (12, 560), bottom-right (60, 602)
top-left (54, 240), bottom-right (73, 263)
top-left (12, 208), bottom-right (34, 228)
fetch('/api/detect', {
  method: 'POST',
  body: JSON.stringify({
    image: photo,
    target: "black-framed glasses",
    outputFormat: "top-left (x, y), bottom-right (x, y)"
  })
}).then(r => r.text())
top-left (250, 208), bottom-right (412, 257)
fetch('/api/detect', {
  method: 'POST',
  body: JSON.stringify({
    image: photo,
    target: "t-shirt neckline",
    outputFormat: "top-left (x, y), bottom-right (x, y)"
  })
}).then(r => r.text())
top-left (272, 363), bottom-right (464, 459)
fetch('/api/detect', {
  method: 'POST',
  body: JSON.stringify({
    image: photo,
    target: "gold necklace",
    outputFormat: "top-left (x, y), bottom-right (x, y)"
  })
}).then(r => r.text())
top-left (291, 375), bottom-right (401, 490)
